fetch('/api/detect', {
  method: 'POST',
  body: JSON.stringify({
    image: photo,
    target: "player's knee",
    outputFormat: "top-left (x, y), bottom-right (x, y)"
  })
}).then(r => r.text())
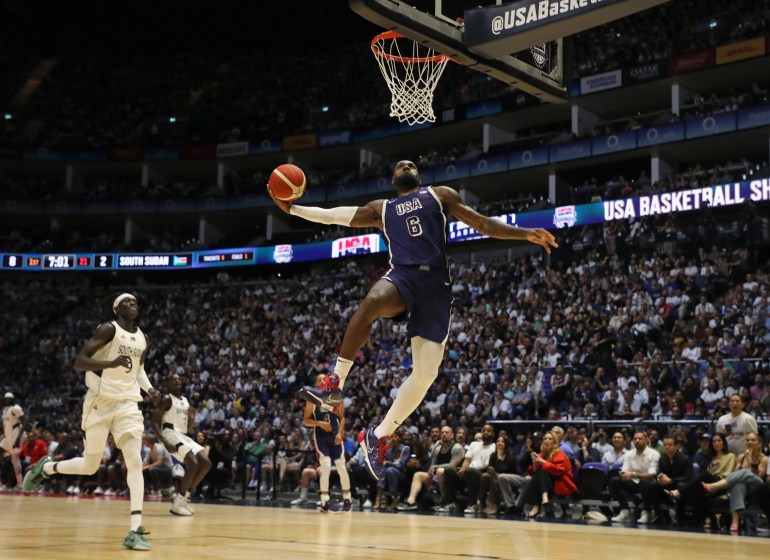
top-left (320, 456), bottom-right (332, 469)
top-left (184, 452), bottom-right (198, 469)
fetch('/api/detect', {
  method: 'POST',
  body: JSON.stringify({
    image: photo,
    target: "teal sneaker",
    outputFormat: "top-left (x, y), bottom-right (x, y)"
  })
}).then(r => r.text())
top-left (22, 456), bottom-right (52, 493)
top-left (122, 526), bottom-right (152, 551)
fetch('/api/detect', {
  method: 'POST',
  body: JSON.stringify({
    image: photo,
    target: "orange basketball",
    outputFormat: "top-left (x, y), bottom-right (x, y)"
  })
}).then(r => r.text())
top-left (268, 164), bottom-right (306, 201)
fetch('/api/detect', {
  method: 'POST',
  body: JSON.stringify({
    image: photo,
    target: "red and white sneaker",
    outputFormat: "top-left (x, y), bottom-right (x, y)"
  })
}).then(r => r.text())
top-left (360, 428), bottom-right (391, 481)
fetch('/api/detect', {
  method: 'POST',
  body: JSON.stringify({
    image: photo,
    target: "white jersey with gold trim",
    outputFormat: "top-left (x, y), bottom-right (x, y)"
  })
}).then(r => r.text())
top-left (84, 321), bottom-right (147, 401)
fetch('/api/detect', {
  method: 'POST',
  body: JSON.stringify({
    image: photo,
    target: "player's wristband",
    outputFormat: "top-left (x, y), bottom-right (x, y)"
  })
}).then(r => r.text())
top-left (289, 205), bottom-right (357, 226)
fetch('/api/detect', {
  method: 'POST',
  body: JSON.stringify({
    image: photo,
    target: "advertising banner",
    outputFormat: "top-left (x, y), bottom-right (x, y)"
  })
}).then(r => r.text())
top-left (434, 162), bottom-right (471, 183)
top-left (282, 134), bottom-right (316, 151)
top-left (331, 234), bottom-right (381, 258)
top-left (317, 130), bottom-right (352, 147)
top-left (580, 70), bottom-right (622, 94)
top-left (508, 146), bottom-right (549, 170)
top-left (65, 148), bottom-right (107, 161)
top-left (716, 37), bottom-right (765, 65)
top-left (668, 49), bottom-right (715, 75)
top-left (466, 99), bottom-right (503, 119)
top-left (216, 141), bottom-right (249, 158)
top-left (470, 155), bottom-right (509, 177)
top-left (23, 147), bottom-right (62, 161)
top-left (463, 0), bottom-right (667, 58)
top-left (181, 144), bottom-right (216, 159)
top-left (108, 147), bottom-right (144, 160)
top-left (591, 130), bottom-right (637, 156)
top-left (623, 60), bottom-right (666, 84)
top-left (4, 180), bottom-right (770, 270)
top-left (737, 104), bottom-right (770, 130)
top-left (144, 146), bottom-right (181, 160)
top-left (549, 139), bottom-right (592, 163)
top-left (248, 138), bottom-right (282, 154)
top-left (636, 122), bottom-right (685, 147)
top-left (685, 112), bottom-right (736, 139)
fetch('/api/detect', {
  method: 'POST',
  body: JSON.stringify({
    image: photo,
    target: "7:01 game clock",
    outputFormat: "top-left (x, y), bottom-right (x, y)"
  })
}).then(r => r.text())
top-left (43, 254), bottom-right (75, 269)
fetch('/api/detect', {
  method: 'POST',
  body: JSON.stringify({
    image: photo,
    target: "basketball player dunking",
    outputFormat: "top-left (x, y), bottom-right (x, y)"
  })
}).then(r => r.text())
top-left (23, 293), bottom-right (159, 551)
top-left (270, 160), bottom-right (558, 480)
top-left (1, 392), bottom-right (25, 490)
top-left (150, 373), bottom-right (211, 516)
top-left (303, 373), bottom-right (352, 513)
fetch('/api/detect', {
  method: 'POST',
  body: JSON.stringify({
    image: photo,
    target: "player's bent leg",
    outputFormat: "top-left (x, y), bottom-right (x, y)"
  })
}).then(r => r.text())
top-left (299, 280), bottom-right (406, 410)
top-left (51, 453), bottom-right (103, 476)
top-left (340, 279), bottom-right (406, 359)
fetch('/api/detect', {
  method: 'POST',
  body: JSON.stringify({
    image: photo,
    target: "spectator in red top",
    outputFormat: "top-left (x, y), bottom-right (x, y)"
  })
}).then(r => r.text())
top-left (521, 431), bottom-right (576, 518)
top-left (20, 428), bottom-right (48, 473)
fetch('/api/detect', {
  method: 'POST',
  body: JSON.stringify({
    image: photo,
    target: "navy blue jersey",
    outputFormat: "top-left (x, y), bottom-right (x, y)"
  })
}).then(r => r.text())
top-left (382, 186), bottom-right (448, 269)
top-left (312, 405), bottom-right (340, 437)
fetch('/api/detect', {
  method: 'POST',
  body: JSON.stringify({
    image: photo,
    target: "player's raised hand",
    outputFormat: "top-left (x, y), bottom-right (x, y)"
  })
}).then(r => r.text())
top-left (524, 228), bottom-right (559, 253)
top-left (267, 186), bottom-right (292, 214)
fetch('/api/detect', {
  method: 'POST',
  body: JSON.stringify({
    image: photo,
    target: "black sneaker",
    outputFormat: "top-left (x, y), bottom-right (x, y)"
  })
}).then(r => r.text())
top-left (319, 501), bottom-right (338, 513)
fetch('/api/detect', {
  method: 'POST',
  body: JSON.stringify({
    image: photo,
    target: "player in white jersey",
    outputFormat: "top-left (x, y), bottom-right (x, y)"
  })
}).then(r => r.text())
top-left (1, 392), bottom-right (26, 489)
top-left (23, 293), bottom-right (159, 551)
top-left (150, 373), bottom-right (211, 516)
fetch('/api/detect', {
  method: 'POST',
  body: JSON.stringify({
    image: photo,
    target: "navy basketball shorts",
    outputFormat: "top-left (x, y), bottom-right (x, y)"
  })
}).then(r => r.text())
top-left (314, 433), bottom-right (343, 461)
top-left (383, 266), bottom-right (453, 344)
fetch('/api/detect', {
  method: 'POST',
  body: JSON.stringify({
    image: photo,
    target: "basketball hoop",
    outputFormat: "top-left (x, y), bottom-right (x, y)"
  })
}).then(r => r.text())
top-left (371, 31), bottom-right (452, 126)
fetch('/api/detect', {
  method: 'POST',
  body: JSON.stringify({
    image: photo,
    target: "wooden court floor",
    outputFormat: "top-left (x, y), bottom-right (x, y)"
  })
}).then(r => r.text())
top-left (0, 494), bottom-right (765, 559)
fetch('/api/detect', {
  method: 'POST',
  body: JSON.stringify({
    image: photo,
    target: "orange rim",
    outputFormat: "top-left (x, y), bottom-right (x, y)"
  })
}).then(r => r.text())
top-left (371, 30), bottom-right (451, 64)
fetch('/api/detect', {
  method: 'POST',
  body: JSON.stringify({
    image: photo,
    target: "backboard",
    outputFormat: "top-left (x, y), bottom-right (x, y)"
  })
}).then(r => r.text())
top-left (350, 0), bottom-right (671, 103)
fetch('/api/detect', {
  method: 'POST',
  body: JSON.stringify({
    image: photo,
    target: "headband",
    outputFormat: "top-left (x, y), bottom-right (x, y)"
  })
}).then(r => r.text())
top-left (113, 293), bottom-right (136, 312)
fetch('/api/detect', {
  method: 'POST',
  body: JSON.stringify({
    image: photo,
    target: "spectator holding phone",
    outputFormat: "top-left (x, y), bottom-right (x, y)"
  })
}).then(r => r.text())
top-left (716, 394), bottom-right (757, 455)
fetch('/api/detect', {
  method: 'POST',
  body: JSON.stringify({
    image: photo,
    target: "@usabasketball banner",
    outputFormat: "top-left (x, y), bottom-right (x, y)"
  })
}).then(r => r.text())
top-left (463, 0), bottom-right (670, 58)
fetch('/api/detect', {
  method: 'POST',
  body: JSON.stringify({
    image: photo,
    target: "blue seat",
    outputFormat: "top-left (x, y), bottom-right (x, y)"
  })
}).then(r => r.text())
top-left (578, 462), bottom-right (609, 500)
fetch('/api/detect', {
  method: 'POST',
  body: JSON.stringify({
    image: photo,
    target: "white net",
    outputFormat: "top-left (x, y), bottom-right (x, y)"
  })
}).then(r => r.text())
top-left (371, 32), bottom-right (450, 126)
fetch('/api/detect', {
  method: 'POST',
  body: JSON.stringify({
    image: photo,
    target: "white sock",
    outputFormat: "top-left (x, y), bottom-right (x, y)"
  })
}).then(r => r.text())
top-left (300, 487), bottom-right (308, 500)
top-left (333, 357), bottom-right (354, 384)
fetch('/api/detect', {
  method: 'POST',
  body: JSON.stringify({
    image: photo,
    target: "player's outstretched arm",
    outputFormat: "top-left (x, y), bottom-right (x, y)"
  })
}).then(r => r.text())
top-left (269, 188), bottom-right (384, 229)
top-left (435, 186), bottom-right (559, 253)
top-left (73, 323), bottom-right (130, 371)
